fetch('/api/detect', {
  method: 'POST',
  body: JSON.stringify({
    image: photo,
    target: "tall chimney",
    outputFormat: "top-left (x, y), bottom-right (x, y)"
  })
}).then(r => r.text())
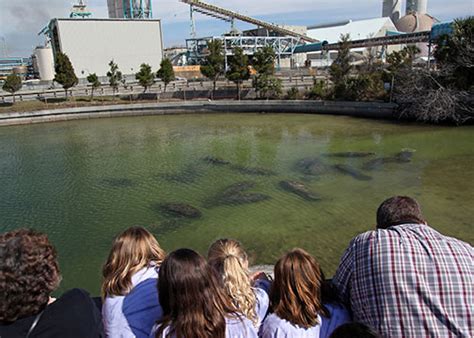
top-left (406, 0), bottom-right (427, 15)
top-left (382, 0), bottom-right (402, 23)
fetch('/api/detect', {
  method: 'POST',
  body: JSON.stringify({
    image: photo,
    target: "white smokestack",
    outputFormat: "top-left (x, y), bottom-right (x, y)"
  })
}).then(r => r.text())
top-left (382, 0), bottom-right (402, 22)
top-left (406, 0), bottom-right (427, 15)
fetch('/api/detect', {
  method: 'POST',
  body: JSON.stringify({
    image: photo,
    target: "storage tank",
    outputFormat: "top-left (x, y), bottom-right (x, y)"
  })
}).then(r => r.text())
top-left (406, 0), bottom-right (427, 15)
top-left (382, 0), bottom-right (402, 23)
top-left (34, 46), bottom-right (55, 81)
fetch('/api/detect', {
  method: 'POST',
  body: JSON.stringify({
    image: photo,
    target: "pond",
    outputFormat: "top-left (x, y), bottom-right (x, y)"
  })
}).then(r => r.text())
top-left (0, 113), bottom-right (473, 295)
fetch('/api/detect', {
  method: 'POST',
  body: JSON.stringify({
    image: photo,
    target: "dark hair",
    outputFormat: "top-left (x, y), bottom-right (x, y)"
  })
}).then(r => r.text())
top-left (0, 229), bottom-right (61, 322)
top-left (329, 322), bottom-right (381, 338)
top-left (270, 248), bottom-right (329, 329)
top-left (376, 196), bottom-right (425, 229)
top-left (156, 248), bottom-right (237, 338)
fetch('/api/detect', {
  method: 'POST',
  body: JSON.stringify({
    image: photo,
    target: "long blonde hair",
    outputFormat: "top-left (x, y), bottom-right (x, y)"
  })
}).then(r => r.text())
top-left (102, 226), bottom-right (165, 298)
top-left (208, 238), bottom-right (257, 325)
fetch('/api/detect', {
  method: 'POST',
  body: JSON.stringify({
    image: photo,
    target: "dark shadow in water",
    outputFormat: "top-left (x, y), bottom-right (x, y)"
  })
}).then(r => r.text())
top-left (156, 165), bottom-right (203, 184)
top-left (333, 164), bottom-right (373, 181)
top-left (149, 219), bottom-right (187, 235)
top-left (230, 165), bottom-right (276, 176)
top-left (100, 178), bottom-right (136, 188)
top-left (151, 202), bottom-right (202, 219)
top-left (0, 102), bottom-right (13, 108)
top-left (202, 156), bottom-right (231, 165)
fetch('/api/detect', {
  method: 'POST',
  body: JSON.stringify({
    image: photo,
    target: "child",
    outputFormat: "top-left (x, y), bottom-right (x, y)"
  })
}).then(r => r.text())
top-left (102, 226), bottom-right (165, 338)
top-left (260, 248), bottom-right (350, 338)
top-left (208, 238), bottom-right (270, 329)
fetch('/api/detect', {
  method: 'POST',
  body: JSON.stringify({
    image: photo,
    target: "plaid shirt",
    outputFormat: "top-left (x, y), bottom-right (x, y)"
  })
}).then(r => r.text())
top-left (333, 223), bottom-right (473, 338)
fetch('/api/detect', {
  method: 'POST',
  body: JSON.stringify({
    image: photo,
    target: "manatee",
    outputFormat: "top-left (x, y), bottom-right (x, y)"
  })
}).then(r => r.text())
top-left (323, 152), bottom-right (376, 158)
top-left (363, 150), bottom-right (415, 170)
top-left (219, 193), bottom-right (271, 205)
top-left (101, 178), bottom-right (136, 188)
top-left (150, 219), bottom-right (183, 234)
top-left (362, 158), bottom-right (390, 170)
top-left (395, 150), bottom-right (414, 162)
top-left (221, 181), bottom-right (256, 195)
top-left (205, 181), bottom-right (270, 207)
top-left (159, 165), bottom-right (201, 184)
top-left (203, 156), bottom-right (230, 165)
top-left (279, 180), bottom-right (321, 201)
top-left (231, 165), bottom-right (276, 176)
top-left (153, 203), bottom-right (202, 218)
top-left (294, 158), bottom-right (330, 175)
top-left (333, 164), bottom-right (372, 181)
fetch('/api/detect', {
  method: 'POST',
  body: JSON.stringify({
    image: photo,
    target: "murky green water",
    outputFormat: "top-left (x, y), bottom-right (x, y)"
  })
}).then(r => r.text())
top-left (0, 113), bottom-right (473, 295)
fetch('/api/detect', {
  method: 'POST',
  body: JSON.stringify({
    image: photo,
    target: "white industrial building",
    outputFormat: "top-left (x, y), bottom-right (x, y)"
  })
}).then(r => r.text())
top-left (306, 17), bottom-right (399, 67)
top-left (48, 18), bottom-right (163, 78)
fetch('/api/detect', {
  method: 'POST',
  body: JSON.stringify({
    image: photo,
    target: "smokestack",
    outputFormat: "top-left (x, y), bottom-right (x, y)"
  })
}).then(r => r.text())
top-left (382, 0), bottom-right (402, 23)
top-left (406, 0), bottom-right (427, 15)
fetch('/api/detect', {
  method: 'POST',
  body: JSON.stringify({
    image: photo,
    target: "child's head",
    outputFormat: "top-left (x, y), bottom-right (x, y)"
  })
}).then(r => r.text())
top-left (157, 248), bottom-right (235, 338)
top-left (208, 239), bottom-right (257, 325)
top-left (102, 226), bottom-right (165, 297)
top-left (270, 248), bottom-right (327, 328)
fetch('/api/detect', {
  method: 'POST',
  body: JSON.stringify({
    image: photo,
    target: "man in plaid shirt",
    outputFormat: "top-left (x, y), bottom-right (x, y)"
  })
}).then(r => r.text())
top-left (333, 196), bottom-right (473, 338)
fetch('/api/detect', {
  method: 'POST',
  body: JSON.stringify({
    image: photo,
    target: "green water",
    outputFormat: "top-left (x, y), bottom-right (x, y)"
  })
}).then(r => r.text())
top-left (0, 113), bottom-right (473, 295)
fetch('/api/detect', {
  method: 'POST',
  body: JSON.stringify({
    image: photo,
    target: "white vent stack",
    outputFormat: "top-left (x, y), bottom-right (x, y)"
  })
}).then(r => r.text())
top-left (382, 0), bottom-right (402, 23)
top-left (406, 0), bottom-right (427, 15)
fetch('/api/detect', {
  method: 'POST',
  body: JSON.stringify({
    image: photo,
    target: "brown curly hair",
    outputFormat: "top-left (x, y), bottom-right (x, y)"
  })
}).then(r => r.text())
top-left (0, 228), bottom-right (61, 322)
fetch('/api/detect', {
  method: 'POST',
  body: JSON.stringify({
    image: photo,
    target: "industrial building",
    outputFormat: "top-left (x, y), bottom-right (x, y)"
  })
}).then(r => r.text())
top-left (306, 17), bottom-right (400, 67)
top-left (107, 0), bottom-right (152, 19)
top-left (46, 18), bottom-right (163, 78)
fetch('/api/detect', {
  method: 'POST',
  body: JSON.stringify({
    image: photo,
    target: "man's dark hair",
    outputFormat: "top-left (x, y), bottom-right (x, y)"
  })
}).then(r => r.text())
top-left (376, 196), bottom-right (425, 229)
top-left (329, 322), bottom-right (381, 338)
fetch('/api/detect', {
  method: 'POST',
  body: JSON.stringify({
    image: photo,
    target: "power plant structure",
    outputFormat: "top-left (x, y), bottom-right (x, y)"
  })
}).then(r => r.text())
top-left (107, 0), bottom-right (152, 19)
top-left (2, 0), bottom-right (452, 85)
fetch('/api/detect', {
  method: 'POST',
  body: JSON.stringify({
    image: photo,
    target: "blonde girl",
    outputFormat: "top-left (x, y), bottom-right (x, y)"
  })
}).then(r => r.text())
top-left (102, 226), bottom-right (166, 338)
top-left (208, 238), bottom-right (270, 329)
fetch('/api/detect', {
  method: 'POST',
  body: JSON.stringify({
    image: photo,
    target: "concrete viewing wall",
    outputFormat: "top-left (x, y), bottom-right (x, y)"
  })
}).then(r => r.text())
top-left (0, 100), bottom-right (397, 127)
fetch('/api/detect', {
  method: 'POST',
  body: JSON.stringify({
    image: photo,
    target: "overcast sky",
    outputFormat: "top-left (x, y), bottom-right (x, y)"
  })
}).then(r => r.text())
top-left (0, 0), bottom-right (472, 56)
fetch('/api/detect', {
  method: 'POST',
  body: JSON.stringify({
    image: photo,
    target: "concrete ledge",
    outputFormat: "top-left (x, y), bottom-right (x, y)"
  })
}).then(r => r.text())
top-left (0, 100), bottom-right (397, 127)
